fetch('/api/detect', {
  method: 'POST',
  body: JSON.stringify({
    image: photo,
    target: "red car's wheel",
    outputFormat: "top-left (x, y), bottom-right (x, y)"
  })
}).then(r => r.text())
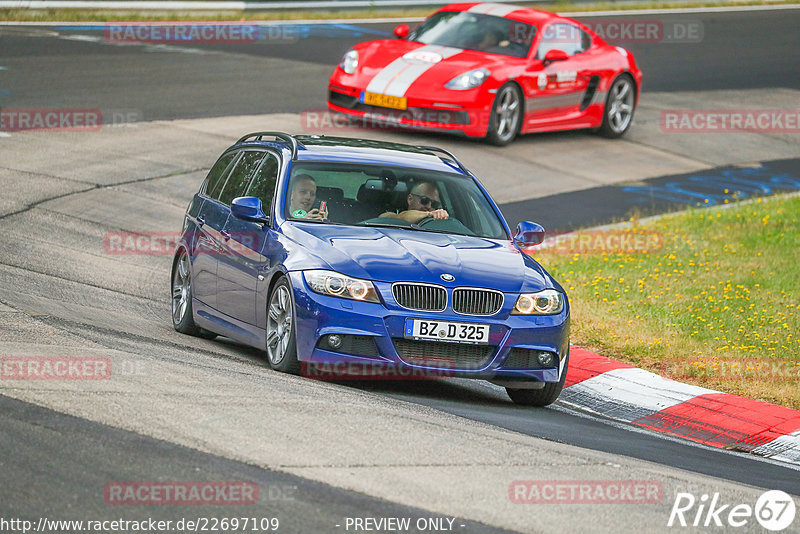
top-left (598, 75), bottom-right (636, 138)
top-left (485, 83), bottom-right (523, 146)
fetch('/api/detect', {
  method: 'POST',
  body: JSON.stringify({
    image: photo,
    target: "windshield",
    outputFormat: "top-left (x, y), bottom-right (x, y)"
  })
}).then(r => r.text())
top-left (407, 11), bottom-right (536, 58)
top-left (284, 162), bottom-right (507, 239)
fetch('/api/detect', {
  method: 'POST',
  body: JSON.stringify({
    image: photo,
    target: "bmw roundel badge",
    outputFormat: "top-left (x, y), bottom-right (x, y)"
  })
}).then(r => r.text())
top-left (440, 273), bottom-right (455, 282)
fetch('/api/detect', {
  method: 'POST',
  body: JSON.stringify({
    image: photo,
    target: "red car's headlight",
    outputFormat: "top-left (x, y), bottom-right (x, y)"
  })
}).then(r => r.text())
top-left (445, 68), bottom-right (490, 90)
top-left (340, 50), bottom-right (359, 74)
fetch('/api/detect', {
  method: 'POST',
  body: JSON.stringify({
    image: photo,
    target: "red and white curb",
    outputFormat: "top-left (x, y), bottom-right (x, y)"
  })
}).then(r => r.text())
top-left (563, 346), bottom-right (800, 466)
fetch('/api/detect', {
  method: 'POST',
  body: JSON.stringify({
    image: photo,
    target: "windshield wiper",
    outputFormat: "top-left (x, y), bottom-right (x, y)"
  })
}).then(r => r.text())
top-left (413, 228), bottom-right (476, 237)
top-left (290, 219), bottom-right (346, 225)
top-left (358, 221), bottom-right (422, 230)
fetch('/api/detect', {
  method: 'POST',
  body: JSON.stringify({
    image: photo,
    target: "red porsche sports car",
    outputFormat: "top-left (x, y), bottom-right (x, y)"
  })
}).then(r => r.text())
top-left (328, 2), bottom-right (642, 145)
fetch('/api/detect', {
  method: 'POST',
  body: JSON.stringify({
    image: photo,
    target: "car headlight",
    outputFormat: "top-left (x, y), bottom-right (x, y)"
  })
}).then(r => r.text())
top-left (445, 68), bottom-right (490, 90)
top-left (340, 50), bottom-right (359, 74)
top-left (512, 289), bottom-right (564, 315)
top-left (303, 270), bottom-right (379, 303)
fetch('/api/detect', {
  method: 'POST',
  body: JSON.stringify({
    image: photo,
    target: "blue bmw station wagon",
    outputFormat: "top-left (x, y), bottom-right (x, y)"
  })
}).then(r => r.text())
top-left (172, 132), bottom-right (570, 406)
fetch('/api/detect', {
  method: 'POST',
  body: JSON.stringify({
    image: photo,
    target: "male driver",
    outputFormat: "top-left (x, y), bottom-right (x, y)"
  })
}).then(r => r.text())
top-left (380, 181), bottom-right (449, 224)
top-left (289, 174), bottom-right (327, 220)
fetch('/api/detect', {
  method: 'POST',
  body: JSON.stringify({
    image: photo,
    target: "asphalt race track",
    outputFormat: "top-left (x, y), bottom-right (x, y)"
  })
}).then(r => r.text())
top-left (2, 11), bottom-right (798, 119)
top-left (1, 7), bottom-right (799, 534)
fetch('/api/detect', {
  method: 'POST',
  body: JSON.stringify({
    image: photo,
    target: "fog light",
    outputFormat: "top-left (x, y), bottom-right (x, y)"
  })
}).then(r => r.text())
top-left (537, 351), bottom-right (555, 366)
top-left (327, 334), bottom-right (343, 350)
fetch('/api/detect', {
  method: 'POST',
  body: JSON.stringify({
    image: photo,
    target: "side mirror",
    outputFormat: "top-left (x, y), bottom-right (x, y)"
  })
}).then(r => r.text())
top-left (231, 197), bottom-right (269, 224)
top-left (514, 221), bottom-right (545, 246)
top-left (543, 48), bottom-right (568, 65)
top-left (394, 24), bottom-right (410, 39)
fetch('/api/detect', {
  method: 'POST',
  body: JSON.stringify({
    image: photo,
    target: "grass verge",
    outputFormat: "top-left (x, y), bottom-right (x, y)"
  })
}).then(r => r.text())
top-left (531, 193), bottom-right (800, 409)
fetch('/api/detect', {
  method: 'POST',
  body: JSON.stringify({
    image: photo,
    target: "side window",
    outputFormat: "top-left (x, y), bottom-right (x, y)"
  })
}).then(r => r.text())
top-left (245, 153), bottom-right (280, 215)
top-left (537, 23), bottom-right (588, 58)
top-left (581, 29), bottom-right (592, 52)
top-left (204, 152), bottom-right (237, 199)
top-left (218, 151), bottom-right (265, 206)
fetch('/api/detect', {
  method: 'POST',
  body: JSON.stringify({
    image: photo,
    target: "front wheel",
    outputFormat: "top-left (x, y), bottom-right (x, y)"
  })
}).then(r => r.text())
top-left (266, 277), bottom-right (300, 374)
top-left (485, 83), bottom-right (523, 146)
top-left (598, 75), bottom-right (636, 138)
top-left (506, 352), bottom-right (568, 407)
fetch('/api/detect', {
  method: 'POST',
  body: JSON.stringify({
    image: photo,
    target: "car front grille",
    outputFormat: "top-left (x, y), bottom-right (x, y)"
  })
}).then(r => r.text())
top-left (452, 288), bottom-right (504, 316)
top-left (328, 90), bottom-right (470, 125)
top-left (392, 283), bottom-right (447, 312)
top-left (329, 89), bottom-right (358, 108)
top-left (393, 339), bottom-right (495, 370)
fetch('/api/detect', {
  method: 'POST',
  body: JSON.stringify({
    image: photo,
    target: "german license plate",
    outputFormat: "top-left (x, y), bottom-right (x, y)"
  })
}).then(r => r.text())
top-left (362, 91), bottom-right (407, 110)
top-left (405, 319), bottom-right (489, 344)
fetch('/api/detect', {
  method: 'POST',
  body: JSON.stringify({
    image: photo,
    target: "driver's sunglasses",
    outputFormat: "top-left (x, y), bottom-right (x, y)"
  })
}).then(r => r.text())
top-left (410, 193), bottom-right (441, 209)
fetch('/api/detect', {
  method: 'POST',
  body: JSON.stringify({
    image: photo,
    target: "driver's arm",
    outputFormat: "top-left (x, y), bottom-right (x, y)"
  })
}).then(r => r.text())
top-left (379, 209), bottom-right (448, 224)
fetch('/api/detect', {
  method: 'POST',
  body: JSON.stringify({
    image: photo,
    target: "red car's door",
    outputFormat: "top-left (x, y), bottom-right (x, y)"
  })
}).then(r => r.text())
top-left (520, 22), bottom-right (596, 129)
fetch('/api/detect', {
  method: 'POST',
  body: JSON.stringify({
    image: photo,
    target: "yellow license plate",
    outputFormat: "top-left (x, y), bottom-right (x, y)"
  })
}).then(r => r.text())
top-left (363, 92), bottom-right (407, 110)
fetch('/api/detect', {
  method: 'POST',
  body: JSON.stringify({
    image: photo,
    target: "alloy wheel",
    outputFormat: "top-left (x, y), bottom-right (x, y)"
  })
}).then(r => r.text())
top-left (267, 284), bottom-right (293, 365)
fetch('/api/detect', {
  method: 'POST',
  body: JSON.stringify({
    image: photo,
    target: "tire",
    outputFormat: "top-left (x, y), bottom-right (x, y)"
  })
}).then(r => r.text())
top-left (485, 83), bottom-right (523, 146)
top-left (266, 277), bottom-right (300, 374)
top-left (505, 352), bottom-right (569, 407)
top-left (171, 248), bottom-right (216, 338)
top-left (598, 75), bottom-right (636, 138)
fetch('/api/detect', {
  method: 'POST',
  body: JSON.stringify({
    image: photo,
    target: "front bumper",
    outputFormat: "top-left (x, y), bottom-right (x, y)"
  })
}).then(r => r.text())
top-left (327, 84), bottom-right (492, 138)
top-left (287, 271), bottom-right (570, 383)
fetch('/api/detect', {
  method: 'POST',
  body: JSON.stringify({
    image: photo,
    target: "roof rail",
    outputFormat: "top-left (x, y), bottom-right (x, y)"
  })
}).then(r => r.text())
top-left (236, 131), bottom-right (299, 160)
top-left (418, 145), bottom-right (470, 175)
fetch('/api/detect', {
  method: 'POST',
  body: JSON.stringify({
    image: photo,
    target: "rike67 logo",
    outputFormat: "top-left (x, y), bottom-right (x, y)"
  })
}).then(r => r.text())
top-left (668, 490), bottom-right (796, 531)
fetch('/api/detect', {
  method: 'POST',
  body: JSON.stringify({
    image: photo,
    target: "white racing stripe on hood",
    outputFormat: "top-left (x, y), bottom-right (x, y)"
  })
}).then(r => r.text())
top-left (467, 3), bottom-right (522, 16)
top-left (366, 44), bottom-right (461, 97)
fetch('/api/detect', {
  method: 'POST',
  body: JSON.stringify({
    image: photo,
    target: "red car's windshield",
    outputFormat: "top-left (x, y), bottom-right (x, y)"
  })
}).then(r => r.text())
top-left (407, 11), bottom-right (536, 58)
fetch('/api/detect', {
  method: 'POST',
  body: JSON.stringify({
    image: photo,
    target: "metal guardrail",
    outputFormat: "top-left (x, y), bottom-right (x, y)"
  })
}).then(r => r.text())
top-left (0, 0), bottom-right (540, 10)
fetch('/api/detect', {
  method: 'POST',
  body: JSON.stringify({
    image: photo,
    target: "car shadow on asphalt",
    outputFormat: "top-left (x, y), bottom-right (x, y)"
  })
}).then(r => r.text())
top-left (213, 337), bottom-right (547, 411)
top-left (319, 376), bottom-right (517, 408)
